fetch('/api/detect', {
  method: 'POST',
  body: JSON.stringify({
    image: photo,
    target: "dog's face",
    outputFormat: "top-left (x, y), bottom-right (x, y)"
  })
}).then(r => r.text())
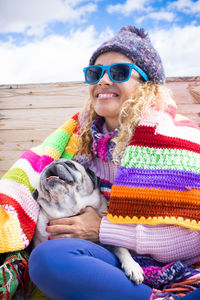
top-left (33, 159), bottom-right (100, 219)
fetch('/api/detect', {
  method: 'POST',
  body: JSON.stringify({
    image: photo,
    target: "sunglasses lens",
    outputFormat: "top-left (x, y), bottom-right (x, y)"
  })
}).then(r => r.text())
top-left (85, 66), bottom-right (103, 83)
top-left (110, 64), bottom-right (130, 82)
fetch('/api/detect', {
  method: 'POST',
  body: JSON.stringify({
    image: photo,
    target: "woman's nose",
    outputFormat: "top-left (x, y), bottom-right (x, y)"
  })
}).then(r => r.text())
top-left (98, 71), bottom-right (113, 85)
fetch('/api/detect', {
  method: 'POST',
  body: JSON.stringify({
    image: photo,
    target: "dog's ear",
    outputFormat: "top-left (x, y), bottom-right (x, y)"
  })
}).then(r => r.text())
top-left (32, 189), bottom-right (39, 200)
top-left (85, 167), bottom-right (100, 189)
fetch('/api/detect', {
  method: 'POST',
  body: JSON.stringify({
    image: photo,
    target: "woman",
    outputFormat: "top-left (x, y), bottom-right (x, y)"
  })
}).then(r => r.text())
top-left (1, 26), bottom-right (200, 299)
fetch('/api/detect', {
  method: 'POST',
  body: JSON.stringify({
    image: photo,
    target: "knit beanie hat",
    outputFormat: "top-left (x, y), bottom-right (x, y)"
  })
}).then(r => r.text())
top-left (89, 26), bottom-right (165, 84)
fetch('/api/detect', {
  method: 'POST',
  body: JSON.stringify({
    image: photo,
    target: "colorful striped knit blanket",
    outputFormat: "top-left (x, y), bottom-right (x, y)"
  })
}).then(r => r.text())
top-left (107, 105), bottom-right (200, 230)
top-left (0, 113), bottom-right (80, 253)
top-left (0, 106), bottom-right (200, 254)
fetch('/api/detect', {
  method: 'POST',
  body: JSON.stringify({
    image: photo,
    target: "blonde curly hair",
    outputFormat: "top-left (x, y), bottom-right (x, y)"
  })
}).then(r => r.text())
top-left (75, 82), bottom-right (176, 165)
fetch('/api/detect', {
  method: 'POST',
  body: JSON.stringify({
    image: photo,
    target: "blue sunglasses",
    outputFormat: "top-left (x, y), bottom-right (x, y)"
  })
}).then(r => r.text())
top-left (83, 63), bottom-right (148, 84)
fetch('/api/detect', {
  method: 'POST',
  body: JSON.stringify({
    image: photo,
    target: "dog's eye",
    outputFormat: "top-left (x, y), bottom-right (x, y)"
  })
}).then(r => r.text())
top-left (32, 189), bottom-right (39, 200)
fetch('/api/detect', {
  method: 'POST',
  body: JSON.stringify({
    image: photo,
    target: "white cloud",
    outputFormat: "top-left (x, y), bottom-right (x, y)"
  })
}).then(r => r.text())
top-left (0, 26), bottom-right (114, 84)
top-left (107, 0), bottom-right (148, 15)
top-left (169, 0), bottom-right (200, 15)
top-left (0, 24), bottom-right (199, 85)
top-left (138, 10), bottom-right (175, 23)
top-left (150, 25), bottom-right (200, 77)
top-left (0, 0), bottom-right (97, 36)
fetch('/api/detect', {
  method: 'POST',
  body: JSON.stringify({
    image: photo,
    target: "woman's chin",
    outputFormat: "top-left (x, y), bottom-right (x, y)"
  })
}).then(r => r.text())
top-left (94, 104), bottom-right (119, 119)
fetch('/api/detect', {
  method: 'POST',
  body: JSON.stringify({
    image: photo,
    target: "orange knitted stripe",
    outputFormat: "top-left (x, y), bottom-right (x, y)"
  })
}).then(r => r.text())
top-left (109, 186), bottom-right (200, 221)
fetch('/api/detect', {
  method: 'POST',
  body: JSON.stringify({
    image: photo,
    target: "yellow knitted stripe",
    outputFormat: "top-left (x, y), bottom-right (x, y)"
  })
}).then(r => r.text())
top-left (59, 118), bottom-right (77, 135)
top-left (62, 134), bottom-right (79, 157)
top-left (0, 205), bottom-right (9, 225)
top-left (107, 213), bottom-right (200, 231)
top-left (31, 146), bottom-right (61, 160)
top-left (0, 208), bottom-right (24, 253)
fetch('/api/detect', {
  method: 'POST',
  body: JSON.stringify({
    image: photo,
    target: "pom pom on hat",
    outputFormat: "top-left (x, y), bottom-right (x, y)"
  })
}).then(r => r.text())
top-left (89, 25), bottom-right (165, 84)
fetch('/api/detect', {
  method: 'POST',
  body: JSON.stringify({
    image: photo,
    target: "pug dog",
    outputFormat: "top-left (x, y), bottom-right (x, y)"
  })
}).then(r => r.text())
top-left (32, 159), bottom-right (144, 284)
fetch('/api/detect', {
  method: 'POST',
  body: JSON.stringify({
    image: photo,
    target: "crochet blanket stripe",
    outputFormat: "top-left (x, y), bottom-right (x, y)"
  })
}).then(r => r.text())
top-left (122, 146), bottom-right (200, 173)
top-left (0, 114), bottom-right (79, 253)
top-left (107, 108), bottom-right (200, 230)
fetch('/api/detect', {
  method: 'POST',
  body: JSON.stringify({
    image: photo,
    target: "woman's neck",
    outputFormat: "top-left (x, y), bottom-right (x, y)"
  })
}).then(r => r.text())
top-left (105, 117), bottom-right (119, 132)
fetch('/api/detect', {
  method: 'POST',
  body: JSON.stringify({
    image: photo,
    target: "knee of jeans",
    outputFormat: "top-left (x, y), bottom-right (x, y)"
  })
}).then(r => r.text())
top-left (28, 239), bottom-right (84, 282)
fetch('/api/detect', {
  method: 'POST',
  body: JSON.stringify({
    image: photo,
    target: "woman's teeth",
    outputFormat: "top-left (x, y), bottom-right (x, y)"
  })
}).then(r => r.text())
top-left (97, 93), bottom-right (117, 99)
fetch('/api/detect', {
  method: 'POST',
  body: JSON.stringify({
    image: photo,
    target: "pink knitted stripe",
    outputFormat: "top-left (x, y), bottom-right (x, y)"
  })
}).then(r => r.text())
top-left (174, 119), bottom-right (200, 130)
top-left (20, 150), bottom-right (54, 173)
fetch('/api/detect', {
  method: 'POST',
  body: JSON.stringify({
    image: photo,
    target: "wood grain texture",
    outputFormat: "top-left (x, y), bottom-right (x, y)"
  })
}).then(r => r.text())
top-left (1, 78), bottom-right (200, 177)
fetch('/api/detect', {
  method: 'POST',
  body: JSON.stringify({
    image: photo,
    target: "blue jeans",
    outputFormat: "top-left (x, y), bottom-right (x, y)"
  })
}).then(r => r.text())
top-left (29, 238), bottom-right (200, 300)
top-left (29, 238), bottom-right (152, 300)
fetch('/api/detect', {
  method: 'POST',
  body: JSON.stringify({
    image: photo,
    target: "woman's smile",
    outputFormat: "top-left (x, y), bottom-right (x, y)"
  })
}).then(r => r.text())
top-left (95, 90), bottom-right (119, 100)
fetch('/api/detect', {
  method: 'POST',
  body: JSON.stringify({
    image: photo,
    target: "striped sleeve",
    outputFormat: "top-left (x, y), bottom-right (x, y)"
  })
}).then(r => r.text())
top-left (0, 114), bottom-right (79, 253)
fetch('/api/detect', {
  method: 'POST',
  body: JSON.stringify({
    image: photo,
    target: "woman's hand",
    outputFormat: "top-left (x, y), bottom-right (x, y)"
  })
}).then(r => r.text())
top-left (46, 206), bottom-right (102, 242)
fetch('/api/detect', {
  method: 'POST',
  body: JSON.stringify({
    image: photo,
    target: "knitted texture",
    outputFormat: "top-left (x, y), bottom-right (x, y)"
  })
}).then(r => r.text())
top-left (0, 250), bottom-right (30, 300)
top-left (107, 105), bottom-right (200, 230)
top-left (91, 116), bottom-right (118, 162)
top-left (0, 114), bottom-right (79, 253)
top-left (132, 254), bottom-right (200, 298)
top-left (143, 257), bottom-right (200, 299)
top-left (89, 25), bottom-right (165, 84)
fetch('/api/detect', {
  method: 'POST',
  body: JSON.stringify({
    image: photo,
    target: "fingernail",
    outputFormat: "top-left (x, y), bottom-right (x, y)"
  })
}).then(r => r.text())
top-left (48, 236), bottom-right (51, 240)
top-left (47, 222), bottom-right (50, 226)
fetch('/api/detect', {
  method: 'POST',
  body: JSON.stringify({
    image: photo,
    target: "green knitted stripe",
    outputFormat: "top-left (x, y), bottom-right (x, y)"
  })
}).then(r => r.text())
top-left (61, 152), bottom-right (74, 159)
top-left (121, 145), bottom-right (200, 173)
top-left (38, 129), bottom-right (70, 154)
top-left (2, 168), bottom-right (35, 193)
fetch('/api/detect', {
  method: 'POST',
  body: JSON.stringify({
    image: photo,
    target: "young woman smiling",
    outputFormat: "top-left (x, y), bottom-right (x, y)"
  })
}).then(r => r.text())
top-left (1, 26), bottom-right (200, 300)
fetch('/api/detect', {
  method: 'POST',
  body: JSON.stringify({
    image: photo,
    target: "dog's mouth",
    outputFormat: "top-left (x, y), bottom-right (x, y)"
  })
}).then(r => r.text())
top-left (46, 176), bottom-right (65, 184)
top-left (43, 176), bottom-right (70, 195)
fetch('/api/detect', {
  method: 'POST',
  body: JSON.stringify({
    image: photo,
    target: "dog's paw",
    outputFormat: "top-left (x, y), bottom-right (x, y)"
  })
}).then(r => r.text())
top-left (121, 260), bottom-right (145, 285)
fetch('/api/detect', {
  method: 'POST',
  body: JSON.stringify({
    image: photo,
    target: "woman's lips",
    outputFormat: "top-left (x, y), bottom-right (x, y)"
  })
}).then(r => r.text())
top-left (96, 92), bottom-right (118, 99)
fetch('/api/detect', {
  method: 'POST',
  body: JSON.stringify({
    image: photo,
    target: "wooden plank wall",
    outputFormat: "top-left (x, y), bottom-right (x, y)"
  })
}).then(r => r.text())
top-left (0, 77), bottom-right (200, 177)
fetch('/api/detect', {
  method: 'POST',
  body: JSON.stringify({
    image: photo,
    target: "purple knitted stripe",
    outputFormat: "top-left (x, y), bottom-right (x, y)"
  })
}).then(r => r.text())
top-left (20, 150), bottom-right (54, 173)
top-left (114, 167), bottom-right (200, 191)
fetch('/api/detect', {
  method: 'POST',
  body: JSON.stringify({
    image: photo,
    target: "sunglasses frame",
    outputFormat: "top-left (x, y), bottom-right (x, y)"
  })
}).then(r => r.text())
top-left (83, 63), bottom-right (149, 84)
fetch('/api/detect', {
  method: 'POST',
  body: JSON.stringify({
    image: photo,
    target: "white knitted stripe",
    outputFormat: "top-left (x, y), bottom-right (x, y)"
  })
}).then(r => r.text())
top-left (139, 111), bottom-right (200, 144)
top-left (0, 179), bottom-right (40, 222)
top-left (155, 121), bottom-right (200, 144)
top-left (100, 217), bottom-right (200, 265)
top-left (10, 158), bottom-right (40, 188)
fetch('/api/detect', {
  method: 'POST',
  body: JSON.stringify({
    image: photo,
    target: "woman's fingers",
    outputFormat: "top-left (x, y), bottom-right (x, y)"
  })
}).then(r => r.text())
top-left (46, 206), bottom-right (102, 242)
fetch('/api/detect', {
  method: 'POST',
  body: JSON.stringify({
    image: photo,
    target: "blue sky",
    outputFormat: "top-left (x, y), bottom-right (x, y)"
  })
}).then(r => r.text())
top-left (0, 0), bottom-right (199, 84)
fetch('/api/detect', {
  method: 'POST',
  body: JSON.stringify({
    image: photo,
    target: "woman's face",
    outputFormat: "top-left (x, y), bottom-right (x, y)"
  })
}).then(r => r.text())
top-left (89, 51), bottom-right (141, 131)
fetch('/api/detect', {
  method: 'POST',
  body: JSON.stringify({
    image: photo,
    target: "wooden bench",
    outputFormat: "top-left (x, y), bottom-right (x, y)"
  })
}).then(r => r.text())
top-left (0, 78), bottom-right (200, 178)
